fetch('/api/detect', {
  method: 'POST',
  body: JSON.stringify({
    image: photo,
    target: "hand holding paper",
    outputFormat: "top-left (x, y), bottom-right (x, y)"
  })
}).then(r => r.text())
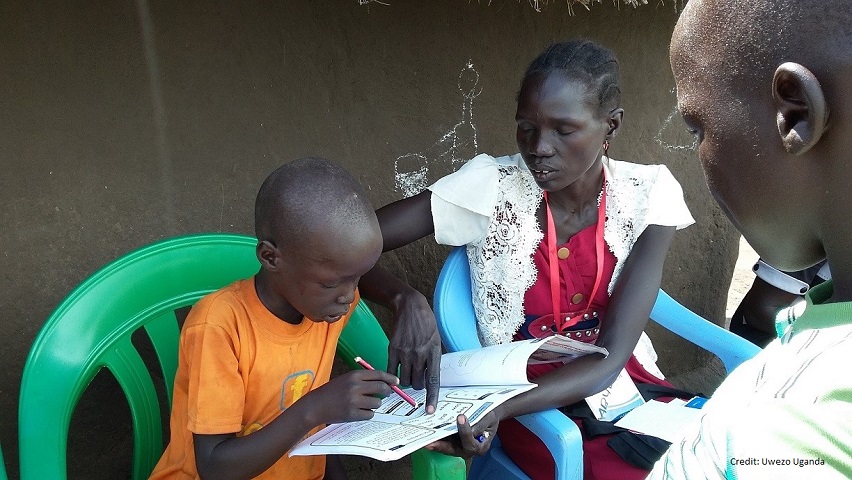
top-left (425, 413), bottom-right (497, 459)
top-left (291, 336), bottom-right (608, 461)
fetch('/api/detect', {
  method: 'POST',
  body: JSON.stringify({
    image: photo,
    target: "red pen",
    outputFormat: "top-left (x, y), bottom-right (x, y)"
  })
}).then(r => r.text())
top-left (353, 356), bottom-right (419, 408)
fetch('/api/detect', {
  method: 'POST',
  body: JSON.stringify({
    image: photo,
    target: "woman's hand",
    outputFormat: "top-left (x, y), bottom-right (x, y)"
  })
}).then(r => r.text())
top-left (387, 288), bottom-right (442, 413)
top-left (358, 262), bottom-right (442, 414)
top-left (425, 413), bottom-right (498, 459)
top-left (360, 190), bottom-right (442, 412)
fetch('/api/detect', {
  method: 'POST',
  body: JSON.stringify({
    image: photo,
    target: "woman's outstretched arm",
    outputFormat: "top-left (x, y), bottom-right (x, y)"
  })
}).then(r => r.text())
top-left (375, 190), bottom-right (435, 251)
top-left (493, 224), bottom-right (676, 419)
top-left (358, 190), bottom-right (442, 411)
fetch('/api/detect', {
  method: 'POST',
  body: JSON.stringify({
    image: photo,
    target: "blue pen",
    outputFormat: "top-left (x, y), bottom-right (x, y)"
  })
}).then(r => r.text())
top-left (476, 432), bottom-right (490, 443)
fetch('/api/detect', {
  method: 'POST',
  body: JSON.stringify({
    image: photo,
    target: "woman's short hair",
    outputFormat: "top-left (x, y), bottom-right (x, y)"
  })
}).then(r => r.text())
top-left (521, 39), bottom-right (621, 114)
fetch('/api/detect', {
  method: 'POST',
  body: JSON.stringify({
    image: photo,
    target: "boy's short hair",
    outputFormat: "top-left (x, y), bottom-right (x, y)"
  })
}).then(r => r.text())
top-left (254, 157), bottom-right (375, 245)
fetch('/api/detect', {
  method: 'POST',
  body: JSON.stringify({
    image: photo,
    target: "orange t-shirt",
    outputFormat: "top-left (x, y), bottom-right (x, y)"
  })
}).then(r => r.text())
top-left (150, 278), bottom-right (354, 480)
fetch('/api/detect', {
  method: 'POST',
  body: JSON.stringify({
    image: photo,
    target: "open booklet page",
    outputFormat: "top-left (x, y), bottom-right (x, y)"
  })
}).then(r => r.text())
top-left (290, 336), bottom-right (608, 461)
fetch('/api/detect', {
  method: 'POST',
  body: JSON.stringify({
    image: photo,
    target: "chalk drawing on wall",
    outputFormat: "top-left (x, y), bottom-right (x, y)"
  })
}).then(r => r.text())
top-left (655, 91), bottom-right (699, 152)
top-left (394, 61), bottom-right (482, 197)
top-left (358, 0), bottom-right (389, 5)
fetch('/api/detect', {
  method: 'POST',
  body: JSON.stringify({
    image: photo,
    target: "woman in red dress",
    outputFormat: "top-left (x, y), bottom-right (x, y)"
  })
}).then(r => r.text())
top-left (368, 39), bottom-right (693, 479)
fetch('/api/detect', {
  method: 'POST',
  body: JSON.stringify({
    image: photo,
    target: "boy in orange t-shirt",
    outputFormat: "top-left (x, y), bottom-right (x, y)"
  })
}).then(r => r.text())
top-left (150, 158), bottom-right (400, 480)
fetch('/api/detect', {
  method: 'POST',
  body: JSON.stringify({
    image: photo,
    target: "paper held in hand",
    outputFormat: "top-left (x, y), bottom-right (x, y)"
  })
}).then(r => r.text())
top-left (290, 335), bottom-right (608, 461)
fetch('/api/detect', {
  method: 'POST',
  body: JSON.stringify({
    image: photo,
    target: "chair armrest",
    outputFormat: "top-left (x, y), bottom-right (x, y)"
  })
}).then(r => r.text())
top-left (650, 289), bottom-right (761, 373)
top-left (516, 410), bottom-right (583, 480)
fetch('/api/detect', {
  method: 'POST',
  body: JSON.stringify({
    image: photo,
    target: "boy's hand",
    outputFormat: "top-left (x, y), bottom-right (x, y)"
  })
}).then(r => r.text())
top-left (308, 370), bottom-right (398, 425)
top-left (387, 288), bottom-right (442, 414)
top-left (425, 414), bottom-right (498, 459)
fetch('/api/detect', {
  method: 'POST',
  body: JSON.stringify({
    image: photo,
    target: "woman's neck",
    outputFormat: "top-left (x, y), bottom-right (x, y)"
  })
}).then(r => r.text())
top-left (545, 164), bottom-right (605, 215)
top-left (540, 163), bottom-right (605, 244)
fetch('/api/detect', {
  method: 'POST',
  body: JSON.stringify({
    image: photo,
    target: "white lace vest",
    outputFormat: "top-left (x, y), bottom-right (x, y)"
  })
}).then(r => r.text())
top-left (430, 154), bottom-right (693, 346)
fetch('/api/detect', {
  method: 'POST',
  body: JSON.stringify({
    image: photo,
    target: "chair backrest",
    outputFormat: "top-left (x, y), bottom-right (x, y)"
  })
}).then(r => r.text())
top-left (338, 301), bottom-right (390, 371)
top-left (0, 442), bottom-right (7, 480)
top-left (433, 247), bottom-right (481, 352)
top-left (18, 233), bottom-right (420, 480)
top-left (19, 234), bottom-right (261, 480)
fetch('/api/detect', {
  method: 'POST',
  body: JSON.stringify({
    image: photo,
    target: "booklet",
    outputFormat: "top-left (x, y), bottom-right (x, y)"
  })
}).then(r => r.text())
top-left (290, 335), bottom-right (608, 461)
top-left (583, 367), bottom-right (646, 422)
top-left (613, 399), bottom-right (705, 443)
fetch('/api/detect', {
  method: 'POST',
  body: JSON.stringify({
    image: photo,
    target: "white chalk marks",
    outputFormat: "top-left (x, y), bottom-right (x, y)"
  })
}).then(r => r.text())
top-left (394, 61), bottom-right (481, 197)
top-left (655, 90), bottom-right (698, 152)
top-left (655, 107), bottom-right (698, 152)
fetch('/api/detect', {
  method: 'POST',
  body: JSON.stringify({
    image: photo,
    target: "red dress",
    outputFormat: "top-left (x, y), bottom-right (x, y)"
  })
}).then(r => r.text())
top-left (499, 223), bottom-right (673, 480)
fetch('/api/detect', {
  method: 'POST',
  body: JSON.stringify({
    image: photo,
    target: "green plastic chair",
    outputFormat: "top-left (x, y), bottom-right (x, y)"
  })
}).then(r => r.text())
top-left (0, 443), bottom-right (7, 480)
top-left (19, 233), bottom-right (464, 480)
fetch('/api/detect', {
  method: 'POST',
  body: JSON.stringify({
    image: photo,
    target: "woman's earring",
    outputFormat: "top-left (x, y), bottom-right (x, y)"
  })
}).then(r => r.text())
top-left (603, 140), bottom-right (610, 158)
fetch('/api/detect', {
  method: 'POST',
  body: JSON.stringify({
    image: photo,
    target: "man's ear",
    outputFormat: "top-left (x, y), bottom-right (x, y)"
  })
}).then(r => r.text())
top-left (605, 108), bottom-right (624, 140)
top-left (772, 62), bottom-right (830, 155)
top-left (256, 240), bottom-right (280, 271)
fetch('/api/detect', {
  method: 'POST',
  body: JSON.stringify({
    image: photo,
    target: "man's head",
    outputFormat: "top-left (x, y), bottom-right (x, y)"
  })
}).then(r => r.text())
top-left (670, 0), bottom-right (852, 271)
top-left (253, 157), bottom-right (381, 324)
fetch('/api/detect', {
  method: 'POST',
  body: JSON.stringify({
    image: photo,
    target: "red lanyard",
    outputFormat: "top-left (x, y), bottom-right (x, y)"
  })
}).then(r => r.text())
top-left (543, 170), bottom-right (607, 333)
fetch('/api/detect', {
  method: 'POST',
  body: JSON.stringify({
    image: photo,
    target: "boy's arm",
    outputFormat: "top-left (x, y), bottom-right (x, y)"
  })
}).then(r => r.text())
top-left (192, 369), bottom-right (398, 480)
top-left (359, 190), bottom-right (442, 413)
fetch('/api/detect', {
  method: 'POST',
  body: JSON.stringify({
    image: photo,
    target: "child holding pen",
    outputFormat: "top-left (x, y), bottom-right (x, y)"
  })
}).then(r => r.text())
top-left (150, 158), bottom-right (402, 480)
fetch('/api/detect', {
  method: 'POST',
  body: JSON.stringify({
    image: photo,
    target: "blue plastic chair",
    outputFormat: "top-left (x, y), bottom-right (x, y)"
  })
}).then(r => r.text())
top-left (433, 246), bottom-right (761, 480)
